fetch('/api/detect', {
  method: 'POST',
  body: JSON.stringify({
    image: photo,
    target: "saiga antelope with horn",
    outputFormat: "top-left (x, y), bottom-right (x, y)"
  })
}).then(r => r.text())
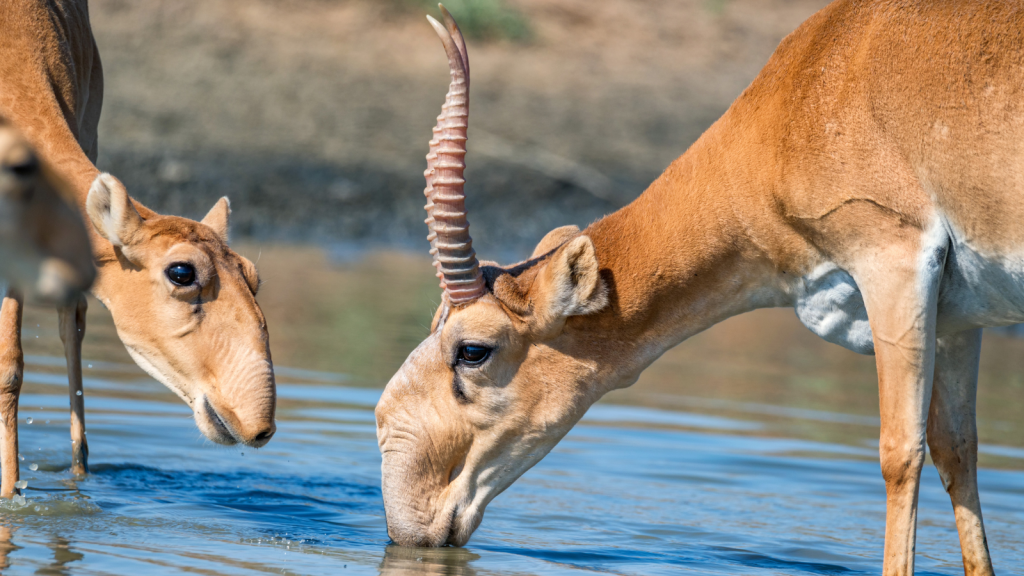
top-left (0, 0), bottom-right (276, 497)
top-left (376, 2), bottom-right (1022, 574)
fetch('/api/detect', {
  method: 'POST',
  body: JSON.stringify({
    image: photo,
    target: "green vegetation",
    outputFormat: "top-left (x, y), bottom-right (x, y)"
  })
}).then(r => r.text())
top-left (703, 0), bottom-right (731, 15)
top-left (404, 0), bottom-right (532, 42)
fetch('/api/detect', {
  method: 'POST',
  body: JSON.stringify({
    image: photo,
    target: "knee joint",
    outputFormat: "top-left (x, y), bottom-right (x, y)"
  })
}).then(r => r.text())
top-left (880, 439), bottom-right (926, 486)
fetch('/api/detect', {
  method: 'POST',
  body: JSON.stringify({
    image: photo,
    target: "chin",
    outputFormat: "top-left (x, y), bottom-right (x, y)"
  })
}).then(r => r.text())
top-left (193, 395), bottom-right (240, 445)
top-left (446, 507), bottom-right (483, 547)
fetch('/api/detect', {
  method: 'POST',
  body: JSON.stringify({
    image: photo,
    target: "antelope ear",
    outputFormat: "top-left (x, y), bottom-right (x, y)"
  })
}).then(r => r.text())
top-left (86, 173), bottom-right (143, 248)
top-left (530, 235), bottom-right (608, 334)
top-left (201, 197), bottom-right (231, 244)
top-left (531, 225), bottom-right (580, 259)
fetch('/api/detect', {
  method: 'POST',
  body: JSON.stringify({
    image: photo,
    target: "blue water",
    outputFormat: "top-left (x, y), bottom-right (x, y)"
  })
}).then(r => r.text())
top-left (2, 354), bottom-right (1022, 575)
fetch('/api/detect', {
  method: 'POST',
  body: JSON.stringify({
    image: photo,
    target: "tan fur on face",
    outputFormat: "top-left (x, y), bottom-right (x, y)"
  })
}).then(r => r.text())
top-left (87, 175), bottom-right (276, 446)
top-left (378, 237), bottom-right (608, 546)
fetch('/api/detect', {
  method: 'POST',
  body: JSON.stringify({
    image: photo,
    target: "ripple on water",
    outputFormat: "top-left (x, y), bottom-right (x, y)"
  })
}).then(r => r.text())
top-left (0, 350), bottom-right (1020, 575)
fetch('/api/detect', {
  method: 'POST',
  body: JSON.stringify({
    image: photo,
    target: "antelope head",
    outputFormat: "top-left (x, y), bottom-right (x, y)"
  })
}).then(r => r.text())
top-left (0, 118), bottom-right (94, 302)
top-left (376, 8), bottom-right (610, 547)
top-left (85, 173), bottom-right (276, 448)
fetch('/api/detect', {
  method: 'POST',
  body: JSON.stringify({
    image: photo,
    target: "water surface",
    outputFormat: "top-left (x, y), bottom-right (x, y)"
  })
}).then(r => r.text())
top-left (2, 246), bottom-right (1023, 575)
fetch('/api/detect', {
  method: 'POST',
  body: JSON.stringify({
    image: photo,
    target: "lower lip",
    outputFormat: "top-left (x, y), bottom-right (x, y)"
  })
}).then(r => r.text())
top-left (204, 400), bottom-right (236, 441)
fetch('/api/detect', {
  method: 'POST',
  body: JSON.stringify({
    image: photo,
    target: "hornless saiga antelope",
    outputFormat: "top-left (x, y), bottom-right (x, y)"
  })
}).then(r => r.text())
top-left (0, 0), bottom-right (277, 497)
top-left (376, 2), bottom-right (1023, 574)
top-left (0, 117), bottom-right (95, 302)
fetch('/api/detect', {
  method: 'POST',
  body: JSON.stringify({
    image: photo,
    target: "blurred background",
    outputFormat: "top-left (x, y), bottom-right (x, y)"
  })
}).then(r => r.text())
top-left (6, 1), bottom-right (1024, 573)
top-left (92, 0), bottom-right (831, 252)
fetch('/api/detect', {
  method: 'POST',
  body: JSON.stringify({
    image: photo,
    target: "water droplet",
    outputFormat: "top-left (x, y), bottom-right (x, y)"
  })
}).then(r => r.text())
top-left (43, 506), bottom-right (48, 511)
top-left (87, 364), bottom-right (92, 369)
top-left (33, 505), bottom-right (39, 512)
top-left (28, 463), bottom-right (38, 471)
top-left (34, 335), bottom-right (38, 339)
top-left (76, 391), bottom-right (82, 396)
top-left (25, 417), bottom-right (32, 424)
top-left (13, 494), bottom-right (26, 506)
top-left (14, 480), bottom-right (26, 490)
top-left (44, 420), bottom-right (49, 424)
top-left (18, 454), bottom-right (23, 461)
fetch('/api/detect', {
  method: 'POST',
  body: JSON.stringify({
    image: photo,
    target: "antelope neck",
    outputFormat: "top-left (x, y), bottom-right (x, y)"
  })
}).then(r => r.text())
top-left (575, 116), bottom-right (804, 393)
top-left (0, 0), bottom-right (101, 204)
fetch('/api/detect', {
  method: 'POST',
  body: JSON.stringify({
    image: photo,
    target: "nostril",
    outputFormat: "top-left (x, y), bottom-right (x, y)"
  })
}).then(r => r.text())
top-left (253, 428), bottom-right (274, 443)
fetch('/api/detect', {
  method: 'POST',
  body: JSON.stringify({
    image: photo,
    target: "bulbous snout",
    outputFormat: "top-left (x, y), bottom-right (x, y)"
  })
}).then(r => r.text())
top-left (380, 448), bottom-right (484, 547)
top-left (381, 451), bottom-right (456, 547)
top-left (377, 374), bottom-right (481, 547)
top-left (195, 391), bottom-right (276, 448)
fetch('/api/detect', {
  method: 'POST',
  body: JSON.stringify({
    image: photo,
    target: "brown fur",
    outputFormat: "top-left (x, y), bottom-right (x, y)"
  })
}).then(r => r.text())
top-left (0, 0), bottom-right (277, 496)
top-left (377, 2), bottom-right (1021, 574)
top-left (0, 117), bottom-right (94, 300)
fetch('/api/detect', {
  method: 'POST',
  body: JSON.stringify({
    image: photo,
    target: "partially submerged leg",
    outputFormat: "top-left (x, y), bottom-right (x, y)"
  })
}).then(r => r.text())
top-left (859, 233), bottom-right (946, 576)
top-left (927, 328), bottom-right (994, 576)
top-left (58, 295), bottom-right (88, 475)
top-left (0, 291), bottom-right (23, 498)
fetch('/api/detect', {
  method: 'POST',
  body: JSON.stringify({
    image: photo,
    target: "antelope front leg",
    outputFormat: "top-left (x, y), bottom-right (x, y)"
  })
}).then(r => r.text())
top-left (860, 236), bottom-right (946, 576)
top-left (927, 329), bottom-right (995, 576)
top-left (58, 295), bottom-right (88, 475)
top-left (0, 291), bottom-right (23, 498)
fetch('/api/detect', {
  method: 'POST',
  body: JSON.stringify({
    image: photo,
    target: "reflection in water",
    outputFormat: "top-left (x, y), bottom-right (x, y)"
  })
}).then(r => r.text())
top-left (379, 545), bottom-right (480, 576)
top-left (0, 246), bottom-right (1020, 574)
top-left (0, 525), bottom-right (17, 571)
top-left (0, 526), bottom-right (82, 575)
top-left (36, 535), bottom-right (82, 576)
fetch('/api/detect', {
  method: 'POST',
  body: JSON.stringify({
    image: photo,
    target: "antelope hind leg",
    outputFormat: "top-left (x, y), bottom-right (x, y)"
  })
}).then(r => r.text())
top-left (58, 295), bottom-right (88, 475)
top-left (0, 291), bottom-right (23, 498)
top-left (927, 329), bottom-right (995, 576)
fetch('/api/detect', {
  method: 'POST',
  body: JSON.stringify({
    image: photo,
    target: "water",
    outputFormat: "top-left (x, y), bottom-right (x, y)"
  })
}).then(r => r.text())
top-left (2, 246), bottom-right (1023, 575)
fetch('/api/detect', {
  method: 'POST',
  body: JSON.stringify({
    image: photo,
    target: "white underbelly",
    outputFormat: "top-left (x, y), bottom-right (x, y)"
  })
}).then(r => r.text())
top-left (792, 233), bottom-right (1024, 355)
top-left (936, 233), bottom-right (1024, 333)
top-left (794, 263), bottom-right (875, 355)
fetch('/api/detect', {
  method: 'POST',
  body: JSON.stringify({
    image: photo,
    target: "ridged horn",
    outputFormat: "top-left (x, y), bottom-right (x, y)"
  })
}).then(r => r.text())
top-left (423, 7), bottom-right (486, 305)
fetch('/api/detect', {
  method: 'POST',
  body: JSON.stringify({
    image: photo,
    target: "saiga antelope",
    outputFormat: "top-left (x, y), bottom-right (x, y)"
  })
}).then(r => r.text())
top-left (0, 117), bottom-right (94, 302)
top-left (375, 2), bottom-right (1022, 574)
top-left (0, 0), bottom-right (277, 497)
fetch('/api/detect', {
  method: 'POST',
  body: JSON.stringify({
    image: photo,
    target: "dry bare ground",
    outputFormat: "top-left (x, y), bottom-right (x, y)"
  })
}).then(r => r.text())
top-left (92, 0), bottom-right (830, 251)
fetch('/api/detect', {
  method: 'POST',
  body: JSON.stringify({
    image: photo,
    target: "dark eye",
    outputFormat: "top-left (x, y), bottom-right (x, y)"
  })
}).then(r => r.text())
top-left (457, 345), bottom-right (491, 366)
top-left (165, 263), bottom-right (196, 286)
